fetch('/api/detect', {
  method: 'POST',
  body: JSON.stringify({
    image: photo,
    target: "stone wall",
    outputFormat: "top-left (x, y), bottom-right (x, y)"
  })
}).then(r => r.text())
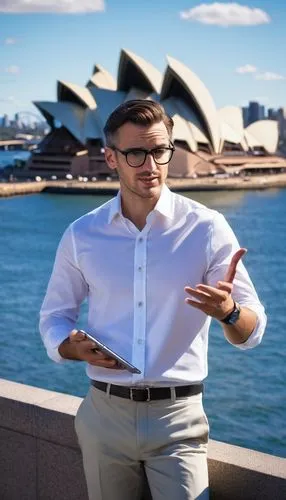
top-left (0, 378), bottom-right (285, 500)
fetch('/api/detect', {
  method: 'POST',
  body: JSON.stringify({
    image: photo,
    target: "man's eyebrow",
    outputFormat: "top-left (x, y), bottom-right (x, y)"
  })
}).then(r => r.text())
top-left (125, 143), bottom-right (170, 150)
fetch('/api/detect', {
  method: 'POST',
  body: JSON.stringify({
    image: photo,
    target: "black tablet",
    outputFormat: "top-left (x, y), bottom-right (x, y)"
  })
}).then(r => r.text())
top-left (80, 330), bottom-right (141, 374)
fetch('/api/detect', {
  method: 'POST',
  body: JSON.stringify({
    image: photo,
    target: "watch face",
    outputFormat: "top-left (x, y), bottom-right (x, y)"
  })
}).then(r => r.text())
top-left (228, 309), bottom-right (240, 324)
top-left (221, 303), bottom-right (241, 324)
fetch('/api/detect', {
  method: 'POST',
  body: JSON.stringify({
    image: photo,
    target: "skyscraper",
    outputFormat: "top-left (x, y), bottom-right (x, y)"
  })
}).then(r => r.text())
top-left (248, 102), bottom-right (261, 125)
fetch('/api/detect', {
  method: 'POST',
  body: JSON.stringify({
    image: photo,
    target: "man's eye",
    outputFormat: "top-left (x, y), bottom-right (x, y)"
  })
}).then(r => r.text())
top-left (130, 150), bottom-right (145, 157)
top-left (153, 148), bottom-right (168, 158)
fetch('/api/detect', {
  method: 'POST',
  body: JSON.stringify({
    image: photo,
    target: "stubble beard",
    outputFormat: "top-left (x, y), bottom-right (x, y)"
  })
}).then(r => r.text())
top-left (119, 171), bottom-right (163, 200)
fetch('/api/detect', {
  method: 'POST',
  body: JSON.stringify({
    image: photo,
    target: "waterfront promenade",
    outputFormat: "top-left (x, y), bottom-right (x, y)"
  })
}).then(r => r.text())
top-left (1, 172), bottom-right (286, 197)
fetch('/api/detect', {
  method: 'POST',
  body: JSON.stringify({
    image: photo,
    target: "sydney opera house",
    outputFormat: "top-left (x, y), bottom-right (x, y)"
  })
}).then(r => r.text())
top-left (23, 49), bottom-right (286, 180)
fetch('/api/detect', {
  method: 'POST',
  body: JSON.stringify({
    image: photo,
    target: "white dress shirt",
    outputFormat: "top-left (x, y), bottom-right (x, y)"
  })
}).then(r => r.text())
top-left (39, 184), bottom-right (266, 387)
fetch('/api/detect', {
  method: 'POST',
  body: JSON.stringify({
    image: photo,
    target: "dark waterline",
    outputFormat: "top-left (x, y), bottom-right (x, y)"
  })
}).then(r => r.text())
top-left (0, 188), bottom-right (285, 458)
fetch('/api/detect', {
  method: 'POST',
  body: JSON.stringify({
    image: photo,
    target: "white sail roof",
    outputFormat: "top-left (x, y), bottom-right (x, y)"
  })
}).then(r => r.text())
top-left (220, 121), bottom-right (243, 145)
top-left (89, 88), bottom-right (126, 134)
top-left (57, 81), bottom-right (96, 109)
top-left (218, 106), bottom-right (244, 139)
top-left (161, 56), bottom-right (221, 154)
top-left (117, 49), bottom-right (162, 94)
top-left (245, 120), bottom-right (279, 154)
top-left (162, 98), bottom-right (197, 152)
top-left (88, 64), bottom-right (117, 90)
top-left (83, 109), bottom-right (104, 142)
top-left (189, 123), bottom-right (209, 144)
top-left (33, 101), bottom-right (102, 144)
top-left (124, 87), bottom-right (151, 102)
top-left (172, 114), bottom-right (198, 153)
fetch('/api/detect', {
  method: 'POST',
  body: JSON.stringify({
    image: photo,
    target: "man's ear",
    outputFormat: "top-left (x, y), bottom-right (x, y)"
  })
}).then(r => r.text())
top-left (105, 147), bottom-right (117, 171)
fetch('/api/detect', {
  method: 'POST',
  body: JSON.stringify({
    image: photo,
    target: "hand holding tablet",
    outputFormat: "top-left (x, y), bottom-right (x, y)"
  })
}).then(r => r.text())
top-left (78, 330), bottom-right (141, 374)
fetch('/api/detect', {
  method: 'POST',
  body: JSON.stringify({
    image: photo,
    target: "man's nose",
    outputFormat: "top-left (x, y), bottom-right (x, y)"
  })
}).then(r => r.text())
top-left (144, 153), bottom-right (156, 171)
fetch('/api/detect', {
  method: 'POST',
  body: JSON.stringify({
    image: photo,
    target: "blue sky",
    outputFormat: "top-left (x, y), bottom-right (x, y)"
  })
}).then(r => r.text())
top-left (0, 1), bottom-right (285, 119)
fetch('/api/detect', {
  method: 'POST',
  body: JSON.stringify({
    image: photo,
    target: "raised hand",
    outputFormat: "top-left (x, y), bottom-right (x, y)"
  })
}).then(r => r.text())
top-left (184, 248), bottom-right (247, 321)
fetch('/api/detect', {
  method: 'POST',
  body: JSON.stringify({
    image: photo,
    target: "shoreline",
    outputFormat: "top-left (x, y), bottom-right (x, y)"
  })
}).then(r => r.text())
top-left (1, 173), bottom-right (286, 197)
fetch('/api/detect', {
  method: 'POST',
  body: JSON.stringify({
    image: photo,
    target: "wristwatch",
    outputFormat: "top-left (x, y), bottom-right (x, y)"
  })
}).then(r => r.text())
top-left (221, 302), bottom-right (241, 325)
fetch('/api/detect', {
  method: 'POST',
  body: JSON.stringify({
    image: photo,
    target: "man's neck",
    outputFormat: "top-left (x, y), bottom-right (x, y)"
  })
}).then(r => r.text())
top-left (120, 190), bottom-right (161, 231)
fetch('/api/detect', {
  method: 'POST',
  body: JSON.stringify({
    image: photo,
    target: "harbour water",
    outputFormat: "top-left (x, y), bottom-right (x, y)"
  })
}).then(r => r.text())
top-left (0, 188), bottom-right (285, 458)
top-left (0, 150), bottom-right (30, 170)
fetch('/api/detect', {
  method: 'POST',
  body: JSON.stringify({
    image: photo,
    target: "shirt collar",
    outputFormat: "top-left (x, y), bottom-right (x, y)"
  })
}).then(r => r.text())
top-left (108, 190), bottom-right (122, 224)
top-left (153, 184), bottom-right (174, 220)
top-left (107, 183), bottom-right (174, 224)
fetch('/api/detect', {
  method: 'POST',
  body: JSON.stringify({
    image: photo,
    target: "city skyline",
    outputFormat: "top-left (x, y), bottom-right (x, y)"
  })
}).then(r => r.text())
top-left (0, 1), bottom-right (285, 117)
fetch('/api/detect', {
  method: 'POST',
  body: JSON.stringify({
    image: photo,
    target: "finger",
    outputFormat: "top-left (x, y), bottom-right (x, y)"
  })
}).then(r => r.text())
top-left (224, 248), bottom-right (247, 283)
top-left (185, 286), bottom-right (212, 300)
top-left (103, 362), bottom-right (125, 370)
top-left (216, 281), bottom-right (233, 294)
top-left (77, 340), bottom-right (107, 355)
top-left (185, 289), bottom-right (213, 305)
top-left (86, 350), bottom-right (115, 361)
top-left (91, 349), bottom-right (106, 358)
top-left (185, 297), bottom-right (206, 310)
top-left (196, 284), bottom-right (228, 301)
top-left (69, 329), bottom-right (86, 342)
top-left (88, 358), bottom-right (118, 367)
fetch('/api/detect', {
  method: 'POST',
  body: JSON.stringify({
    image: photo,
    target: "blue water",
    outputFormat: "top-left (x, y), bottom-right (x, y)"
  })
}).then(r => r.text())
top-left (0, 188), bottom-right (285, 458)
top-left (0, 150), bottom-right (30, 169)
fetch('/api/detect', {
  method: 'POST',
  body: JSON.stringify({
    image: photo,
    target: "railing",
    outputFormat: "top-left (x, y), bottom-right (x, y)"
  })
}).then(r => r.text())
top-left (0, 379), bottom-right (285, 499)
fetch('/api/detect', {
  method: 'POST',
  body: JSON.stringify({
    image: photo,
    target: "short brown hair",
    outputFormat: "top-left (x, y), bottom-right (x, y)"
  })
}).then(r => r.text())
top-left (104, 100), bottom-right (174, 146)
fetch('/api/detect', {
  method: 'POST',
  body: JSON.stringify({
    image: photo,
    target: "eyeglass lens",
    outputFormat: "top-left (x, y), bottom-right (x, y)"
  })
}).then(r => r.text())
top-left (127, 148), bottom-right (173, 167)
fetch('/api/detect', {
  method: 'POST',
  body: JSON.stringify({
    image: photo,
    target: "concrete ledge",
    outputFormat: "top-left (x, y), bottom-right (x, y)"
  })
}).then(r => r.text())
top-left (0, 378), bottom-right (285, 499)
top-left (207, 441), bottom-right (285, 499)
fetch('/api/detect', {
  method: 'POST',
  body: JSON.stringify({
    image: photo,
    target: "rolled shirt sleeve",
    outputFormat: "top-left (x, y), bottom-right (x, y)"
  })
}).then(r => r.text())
top-left (39, 225), bottom-right (88, 363)
top-left (204, 212), bottom-right (267, 349)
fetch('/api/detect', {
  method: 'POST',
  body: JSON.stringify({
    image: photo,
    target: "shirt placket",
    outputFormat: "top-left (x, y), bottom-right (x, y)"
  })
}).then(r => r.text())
top-left (131, 231), bottom-right (148, 382)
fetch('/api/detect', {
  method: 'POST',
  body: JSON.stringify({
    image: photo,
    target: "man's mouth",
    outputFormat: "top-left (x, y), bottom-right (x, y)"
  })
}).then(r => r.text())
top-left (137, 176), bottom-right (159, 182)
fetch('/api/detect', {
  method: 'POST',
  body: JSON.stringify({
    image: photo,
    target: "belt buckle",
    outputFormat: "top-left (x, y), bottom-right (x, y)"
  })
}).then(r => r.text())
top-left (130, 387), bottom-right (151, 402)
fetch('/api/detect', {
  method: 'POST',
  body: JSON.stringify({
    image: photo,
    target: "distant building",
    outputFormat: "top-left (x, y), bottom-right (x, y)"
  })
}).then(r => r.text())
top-left (277, 108), bottom-right (286, 141)
top-left (260, 105), bottom-right (265, 121)
top-left (242, 107), bottom-right (249, 127)
top-left (2, 114), bottom-right (10, 128)
top-left (268, 108), bottom-right (277, 120)
top-left (248, 102), bottom-right (260, 125)
top-left (14, 113), bottom-right (22, 129)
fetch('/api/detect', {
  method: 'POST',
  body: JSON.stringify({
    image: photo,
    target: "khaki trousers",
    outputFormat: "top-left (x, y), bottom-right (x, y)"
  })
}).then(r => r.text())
top-left (75, 385), bottom-right (209, 500)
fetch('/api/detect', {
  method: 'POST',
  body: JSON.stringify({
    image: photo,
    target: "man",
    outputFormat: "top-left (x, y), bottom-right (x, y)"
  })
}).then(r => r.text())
top-left (39, 100), bottom-right (266, 500)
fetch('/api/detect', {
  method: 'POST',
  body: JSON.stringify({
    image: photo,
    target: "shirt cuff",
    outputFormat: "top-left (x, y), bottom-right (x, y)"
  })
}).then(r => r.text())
top-left (44, 326), bottom-right (74, 363)
top-left (227, 304), bottom-right (267, 350)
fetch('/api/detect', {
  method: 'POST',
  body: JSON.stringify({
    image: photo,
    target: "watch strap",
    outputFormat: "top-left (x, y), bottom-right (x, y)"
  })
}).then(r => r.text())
top-left (221, 301), bottom-right (240, 324)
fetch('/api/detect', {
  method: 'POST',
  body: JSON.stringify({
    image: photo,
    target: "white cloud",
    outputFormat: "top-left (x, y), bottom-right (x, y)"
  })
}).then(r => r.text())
top-left (180, 3), bottom-right (271, 27)
top-left (236, 64), bottom-right (257, 74)
top-left (0, 0), bottom-right (105, 13)
top-left (235, 66), bottom-right (285, 81)
top-left (0, 96), bottom-right (16, 103)
top-left (4, 38), bottom-right (17, 45)
top-left (255, 72), bottom-right (285, 81)
top-left (5, 66), bottom-right (20, 74)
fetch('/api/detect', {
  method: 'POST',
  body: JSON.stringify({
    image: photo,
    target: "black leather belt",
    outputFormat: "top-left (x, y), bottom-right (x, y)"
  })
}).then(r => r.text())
top-left (91, 380), bottom-right (204, 402)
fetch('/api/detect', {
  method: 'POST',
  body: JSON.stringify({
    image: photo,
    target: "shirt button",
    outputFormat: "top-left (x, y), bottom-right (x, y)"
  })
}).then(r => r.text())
top-left (138, 339), bottom-right (143, 344)
top-left (138, 237), bottom-right (143, 243)
top-left (138, 266), bottom-right (142, 271)
top-left (138, 301), bottom-right (143, 307)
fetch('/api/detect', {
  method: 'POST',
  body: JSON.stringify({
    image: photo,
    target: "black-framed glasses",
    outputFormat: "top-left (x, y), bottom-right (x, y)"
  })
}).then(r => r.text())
top-left (110, 143), bottom-right (175, 168)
